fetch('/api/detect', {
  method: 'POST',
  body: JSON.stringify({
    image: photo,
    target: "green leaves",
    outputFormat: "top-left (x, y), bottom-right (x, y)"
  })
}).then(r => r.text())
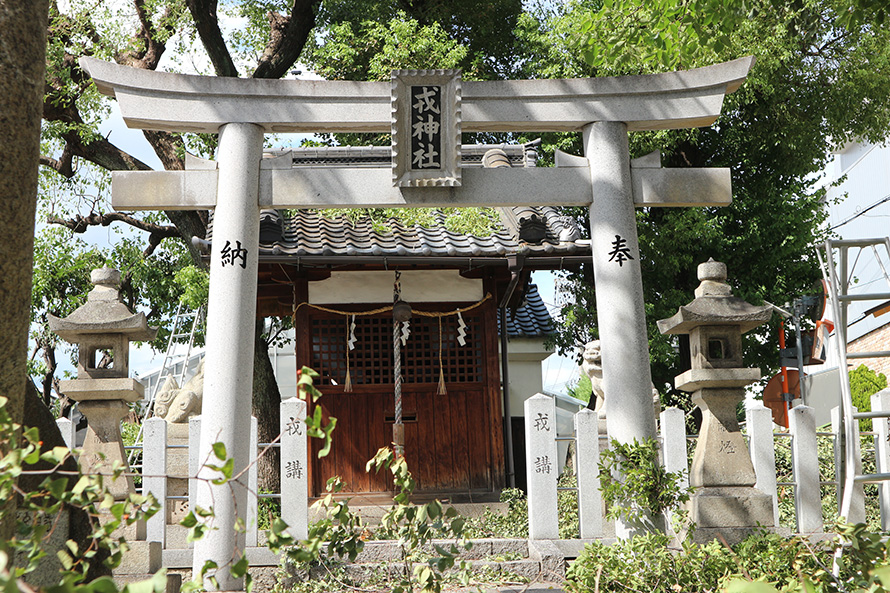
top-left (297, 367), bottom-right (338, 458)
top-left (0, 405), bottom-right (163, 593)
top-left (599, 437), bottom-right (693, 525)
top-left (572, 0), bottom-right (749, 72)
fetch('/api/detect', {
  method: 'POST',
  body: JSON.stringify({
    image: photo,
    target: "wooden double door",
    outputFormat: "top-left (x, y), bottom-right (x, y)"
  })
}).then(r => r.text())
top-left (298, 302), bottom-right (505, 497)
top-left (309, 385), bottom-right (497, 495)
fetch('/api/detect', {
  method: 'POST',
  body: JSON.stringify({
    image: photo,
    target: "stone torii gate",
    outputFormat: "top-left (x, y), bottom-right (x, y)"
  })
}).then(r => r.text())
top-left (81, 55), bottom-right (753, 589)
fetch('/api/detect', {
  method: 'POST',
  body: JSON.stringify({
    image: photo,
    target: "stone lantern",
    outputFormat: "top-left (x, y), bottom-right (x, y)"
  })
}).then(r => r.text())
top-left (49, 267), bottom-right (157, 500)
top-left (657, 259), bottom-right (774, 543)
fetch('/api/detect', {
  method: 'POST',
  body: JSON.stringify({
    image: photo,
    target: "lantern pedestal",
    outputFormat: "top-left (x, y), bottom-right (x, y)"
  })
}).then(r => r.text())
top-left (658, 260), bottom-right (776, 544)
top-left (686, 386), bottom-right (774, 544)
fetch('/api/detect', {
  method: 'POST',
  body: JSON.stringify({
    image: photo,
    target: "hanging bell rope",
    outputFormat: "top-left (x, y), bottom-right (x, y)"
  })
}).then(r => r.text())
top-left (344, 315), bottom-right (355, 392)
top-left (392, 271), bottom-right (405, 458)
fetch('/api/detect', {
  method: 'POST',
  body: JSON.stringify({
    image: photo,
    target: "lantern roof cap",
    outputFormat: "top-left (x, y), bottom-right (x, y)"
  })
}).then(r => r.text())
top-left (657, 258), bottom-right (773, 335)
top-left (48, 267), bottom-right (158, 342)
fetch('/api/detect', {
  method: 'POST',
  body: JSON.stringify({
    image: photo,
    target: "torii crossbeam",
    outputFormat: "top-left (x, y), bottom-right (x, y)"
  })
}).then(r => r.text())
top-left (81, 55), bottom-right (754, 588)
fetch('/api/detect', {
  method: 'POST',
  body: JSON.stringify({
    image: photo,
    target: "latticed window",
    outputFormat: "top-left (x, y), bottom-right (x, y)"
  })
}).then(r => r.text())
top-left (310, 311), bottom-right (484, 386)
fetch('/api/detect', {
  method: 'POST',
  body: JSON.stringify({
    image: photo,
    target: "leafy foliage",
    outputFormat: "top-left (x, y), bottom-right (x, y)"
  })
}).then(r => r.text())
top-left (307, 0), bottom-right (525, 80)
top-left (0, 395), bottom-right (163, 593)
top-left (464, 488), bottom-right (529, 540)
top-left (567, 374), bottom-right (592, 405)
top-left (599, 438), bottom-right (692, 529)
top-left (566, 528), bottom-right (830, 593)
top-left (849, 364), bottom-right (887, 432)
top-left (574, 0), bottom-right (748, 71)
top-left (312, 208), bottom-right (502, 237)
top-left (303, 15), bottom-right (468, 82)
top-left (542, 0), bottom-right (890, 410)
top-left (724, 523), bottom-right (890, 593)
top-left (366, 447), bottom-right (472, 593)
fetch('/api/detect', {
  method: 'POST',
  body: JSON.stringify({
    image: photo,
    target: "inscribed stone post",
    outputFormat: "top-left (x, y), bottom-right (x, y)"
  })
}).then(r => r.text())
top-left (280, 397), bottom-right (308, 540)
top-left (192, 122), bottom-right (264, 590)
top-left (745, 402), bottom-right (779, 526)
top-left (525, 393), bottom-right (558, 539)
top-left (791, 405), bottom-right (823, 534)
top-left (143, 417), bottom-right (167, 547)
top-left (575, 408), bottom-right (602, 539)
top-left (583, 122), bottom-right (657, 447)
top-left (872, 389), bottom-right (890, 531)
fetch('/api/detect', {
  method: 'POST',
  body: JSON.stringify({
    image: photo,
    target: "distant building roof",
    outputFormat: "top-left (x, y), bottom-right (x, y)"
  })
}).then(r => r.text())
top-left (503, 283), bottom-right (553, 338)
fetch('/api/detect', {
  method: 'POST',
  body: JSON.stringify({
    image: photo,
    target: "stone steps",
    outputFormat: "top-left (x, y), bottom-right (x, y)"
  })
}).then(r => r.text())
top-left (280, 538), bottom-right (579, 591)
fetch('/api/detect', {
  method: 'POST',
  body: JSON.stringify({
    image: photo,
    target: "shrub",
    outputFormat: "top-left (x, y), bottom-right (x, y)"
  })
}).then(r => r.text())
top-left (566, 530), bottom-right (830, 593)
top-left (599, 437), bottom-right (691, 528)
top-left (850, 364), bottom-right (888, 432)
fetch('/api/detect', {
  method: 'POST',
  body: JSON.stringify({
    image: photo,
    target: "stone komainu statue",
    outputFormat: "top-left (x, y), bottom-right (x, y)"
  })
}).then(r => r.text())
top-left (581, 340), bottom-right (606, 411)
top-left (154, 359), bottom-right (204, 423)
top-left (580, 340), bottom-right (661, 416)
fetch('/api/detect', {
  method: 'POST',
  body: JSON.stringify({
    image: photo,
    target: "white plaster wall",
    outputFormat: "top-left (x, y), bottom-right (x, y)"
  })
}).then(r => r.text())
top-left (309, 270), bottom-right (483, 304)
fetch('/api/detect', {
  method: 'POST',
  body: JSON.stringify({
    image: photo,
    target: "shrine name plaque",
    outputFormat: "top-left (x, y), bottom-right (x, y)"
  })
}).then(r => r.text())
top-left (391, 69), bottom-right (461, 187)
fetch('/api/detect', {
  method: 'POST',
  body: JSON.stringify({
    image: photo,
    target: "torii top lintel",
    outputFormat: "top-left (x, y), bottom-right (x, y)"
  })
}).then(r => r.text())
top-left (79, 56), bottom-right (754, 135)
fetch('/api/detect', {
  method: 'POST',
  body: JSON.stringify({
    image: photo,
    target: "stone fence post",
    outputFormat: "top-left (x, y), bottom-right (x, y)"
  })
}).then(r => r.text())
top-left (188, 415), bottom-right (201, 549)
top-left (525, 393), bottom-right (558, 539)
top-left (56, 417), bottom-right (76, 450)
top-left (660, 407), bottom-right (688, 488)
top-left (872, 389), bottom-right (890, 531)
top-left (746, 402), bottom-right (779, 526)
top-left (280, 397), bottom-right (308, 540)
top-left (247, 417), bottom-right (259, 547)
top-left (575, 408), bottom-right (601, 538)
top-left (790, 405), bottom-right (823, 534)
top-left (660, 407), bottom-right (689, 533)
top-left (143, 417), bottom-right (167, 547)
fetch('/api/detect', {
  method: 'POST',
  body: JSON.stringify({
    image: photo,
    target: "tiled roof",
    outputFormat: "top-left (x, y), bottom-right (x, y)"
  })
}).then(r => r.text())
top-left (256, 207), bottom-right (585, 259)
top-left (504, 283), bottom-right (553, 338)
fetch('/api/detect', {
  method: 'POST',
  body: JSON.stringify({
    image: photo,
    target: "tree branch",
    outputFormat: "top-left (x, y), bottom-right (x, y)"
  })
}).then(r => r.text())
top-left (39, 143), bottom-right (75, 177)
top-left (47, 211), bottom-right (178, 237)
top-left (142, 130), bottom-right (185, 170)
top-left (253, 0), bottom-right (319, 79)
top-left (186, 0), bottom-right (239, 77)
top-left (115, 0), bottom-right (171, 69)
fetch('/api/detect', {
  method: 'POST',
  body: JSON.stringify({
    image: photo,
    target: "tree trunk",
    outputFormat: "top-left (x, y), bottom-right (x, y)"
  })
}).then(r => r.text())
top-left (253, 320), bottom-right (281, 494)
top-left (0, 0), bottom-right (49, 545)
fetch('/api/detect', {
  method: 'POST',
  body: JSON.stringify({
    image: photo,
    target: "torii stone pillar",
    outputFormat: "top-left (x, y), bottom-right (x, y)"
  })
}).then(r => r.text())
top-left (192, 123), bottom-right (264, 589)
top-left (585, 122), bottom-right (657, 444)
top-left (78, 56), bottom-right (755, 576)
